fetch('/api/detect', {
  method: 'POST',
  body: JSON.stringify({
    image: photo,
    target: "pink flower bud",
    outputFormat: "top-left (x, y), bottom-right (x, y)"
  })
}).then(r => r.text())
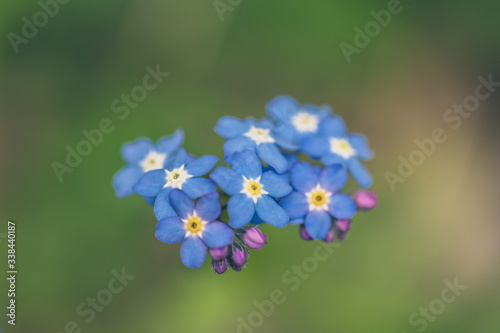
top-left (353, 190), bottom-right (377, 211)
top-left (212, 259), bottom-right (228, 274)
top-left (231, 247), bottom-right (247, 266)
top-left (209, 246), bottom-right (228, 261)
top-left (323, 229), bottom-right (335, 243)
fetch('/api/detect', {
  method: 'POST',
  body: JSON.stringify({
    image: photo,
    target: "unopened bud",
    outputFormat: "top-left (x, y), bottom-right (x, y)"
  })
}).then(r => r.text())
top-left (212, 259), bottom-right (228, 274)
top-left (209, 246), bottom-right (228, 261)
top-left (243, 227), bottom-right (268, 250)
top-left (353, 190), bottom-right (377, 211)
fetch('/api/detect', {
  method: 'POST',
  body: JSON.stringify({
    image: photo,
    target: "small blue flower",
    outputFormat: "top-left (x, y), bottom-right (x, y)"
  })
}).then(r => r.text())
top-left (266, 95), bottom-right (331, 150)
top-left (300, 115), bottom-right (374, 188)
top-left (112, 130), bottom-right (184, 198)
top-left (210, 149), bottom-right (292, 228)
top-left (214, 116), bottom-right (289, 174)
top-left (156, 190), bottom-right (234, 269)
top-left (279, 162), bottom-right (356, 240)
top-left (133, 149), bottom-right (218, 220)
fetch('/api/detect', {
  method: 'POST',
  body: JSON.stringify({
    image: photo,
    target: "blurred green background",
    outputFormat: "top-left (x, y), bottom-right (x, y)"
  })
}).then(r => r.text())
top-left (1, 0), bottom-right (500, 332)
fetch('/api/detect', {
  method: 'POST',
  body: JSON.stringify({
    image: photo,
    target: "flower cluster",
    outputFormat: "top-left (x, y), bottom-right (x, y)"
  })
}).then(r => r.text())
top-left (112, 95), bottom-right (377, 273)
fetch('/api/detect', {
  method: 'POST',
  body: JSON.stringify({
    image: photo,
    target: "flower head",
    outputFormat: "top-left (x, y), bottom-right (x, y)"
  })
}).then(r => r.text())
top-left (279, 162), bottom-right (356, 240)
top-left (155, 190), bottom-right (234, 269)
top-left (133, 149), bottom-right (218, 220)
top-left (112, 130), bottom-right (184, 198)
top-left (300, 115), bottom-right (374, 188)
top-left (210, 149), bottom-right (292, 228)
top-left (214, 116), bottom-right (290, 174)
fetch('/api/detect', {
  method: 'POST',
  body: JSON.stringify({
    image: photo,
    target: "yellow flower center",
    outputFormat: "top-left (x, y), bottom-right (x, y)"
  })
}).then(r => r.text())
top-left (247, 181), bottom-right (262, 195)
top-left (186, 217), bottom-right (203, 234)
top-left (338, 141), bottom-right (350, 151)
top-left (329, 138), bottom-right (356, 159)
top-left (310, 190), bottom-right (327, 207)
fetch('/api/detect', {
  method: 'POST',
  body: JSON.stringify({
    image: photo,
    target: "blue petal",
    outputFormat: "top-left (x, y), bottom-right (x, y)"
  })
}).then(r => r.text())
top-left (228, 193), bottom-right (255, 228)
top-left (266, 95), bottom-right (299, 122)
top-left (251, 212), bottom-right (265, 225)
top-left (319, 115), bottom-right (347, 138)
top-left (202, 221), bottom-right (234, 248)
top-left (223, 137), bottom-right (256, 164)
top-left (155, 129), bottom-right (184, 154)
top-left (169, 189), bottom-right (195, 219)
top-left (349, 134), bottom-right (374, 160)
top-left (155, 216), bottom-right (185, 244)
top-left (273, 125), bottom-right (300, 151)
top-left (319, 164), bottom-right (348, 193)
top-left (170, 148), bottom-right (188, 169)
top-left (321, 153), bottom-right (347, 166)
top-left (261, 171), bottom-right (292, 198)
top-left (209, 166), bottom-right (243, 195)
top-left (196, 192), bottom-right (220, 222)
top-left (279, 191), bottom-right (308, 219)
top-left (180, 237), bottom-right (207, 269)
top-left (283, 152), bottom-right (299, 168)
top-left (232, 150), bottom-right (262, 179)
top-left (143, 196), bottom-right (156, 206)
top-left (328, 193), bottom-right (356, 219)
top-left (300, 136), bottom-right (329, 159)
top-left (257, 143), bottom-right (288, 174)
top-left (154, 188), bottom-right (176, 220)
top-left (182, 178), bottom-right (216, 199)
top-left (255, 195), bottom-right (289, 228)
top-left (185, 155), bottom-right (218, 177)
top-left (305, 210), bottom-right (332, 240)
top-left (112, 165), bottom-right (143, 197)
top-left (290, 162), bottom-right (318, 193)
top-left (303, 104), bottom-right (332, 118)
top-left (132, 169), bottom-right (167, 197)
top-left (290, 218), bottom-right (305, 225)
top-left (348, 158), bottom-right (373, 188)
top-left (252, 117), bottom-right (274, 129)
top-left (121, 138), bottom-right (152, 164)
top-left (214, 116), bottom-right (250, 139)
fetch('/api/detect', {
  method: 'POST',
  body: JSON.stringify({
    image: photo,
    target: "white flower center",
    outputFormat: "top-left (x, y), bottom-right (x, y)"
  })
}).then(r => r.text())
top-left (241, 175), bottom-right (268, 204)
top-left (139, 150), bottom-right (168, 172)
top-left (329, 138), bottom-right (356, 159)
top-left (182, 211), bottom-right (207, 238)
top-left (305, 184), bottom-right (332, 212)
top-left (244, 126), bottom-right (275, 145)
top-left (164, 165), bottom-right (192, 189)
top-left (291, 111), bottom-right (319, 133)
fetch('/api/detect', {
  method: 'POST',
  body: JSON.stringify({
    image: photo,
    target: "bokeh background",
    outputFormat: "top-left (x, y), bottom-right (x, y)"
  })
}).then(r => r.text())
top-left (1, 0), bottom-right (500, 332)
